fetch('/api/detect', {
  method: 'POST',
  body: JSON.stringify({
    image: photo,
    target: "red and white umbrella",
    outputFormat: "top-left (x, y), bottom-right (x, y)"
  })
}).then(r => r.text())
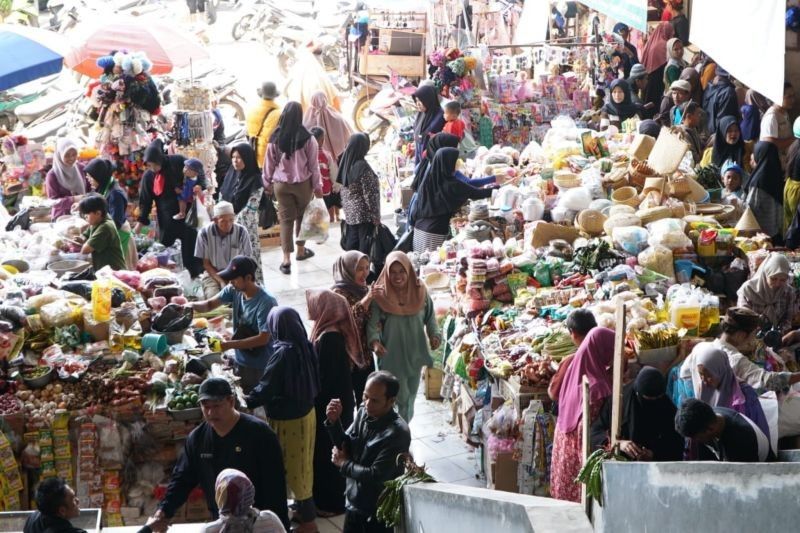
top-left (65, 18), bottom-right (209, 78)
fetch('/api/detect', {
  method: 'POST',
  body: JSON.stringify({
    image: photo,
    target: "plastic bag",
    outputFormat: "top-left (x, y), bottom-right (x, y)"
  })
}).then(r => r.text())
top-left (558, 187), bottom-right (592, 211)
top-left (638, 245), bottom-right (676, 280)
top-left (152, 303), bottom-right (193, 332)
top-left (613, 226), bottom-right (650, 255)
top-left (298, 197), bottom-right (329, 244)
top-left (92, 279), bottom-right (112, 322)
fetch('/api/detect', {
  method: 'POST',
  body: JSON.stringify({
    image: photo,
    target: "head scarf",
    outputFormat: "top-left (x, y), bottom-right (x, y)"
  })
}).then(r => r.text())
top-left (306, 289), bottom-right (366, 368)
top-left (266, 307), bottom-right (320, 404)
top-left (557, 327), bottom-right (615, 432)
top-left (221, 143), bottom-right (261, 213)
top-left (337, 133), bottom-right (371, 187)
top-left (413, 84), bottom-right (443, 138)
top-left (143, 139), bottom-right (165, 166)
top-left (623, 367), bottom-right (679, 451)
top-left (215, 469), bottom-right (258, 533)
top-left (688, 343), bottom-right (745, 410)
top-left (332, 250), bottom-right (369, 299)
top-left (737, 252), bottom-right (791, 324)
top-left (666, 37), bottom-right (683, 63)
top-left (84, 158), bottom-right (114, 194)
top-left (745, 89), bottom-right (772, 114)
top-left (638, 119), bottom-right (661, 138)
top-left (373, 251), bottom-right (427, 316)
top-left (712, 116), bottom-right (745, 168)
top-left (744, 141), bottom-right (783, 202)
top-left (302, 91), bottom-right (354, 159)
top-left (410, 133), bottom-right (459, 192)
top-left (641, 22), bottom-right (675, 73)
top-left (270, 101), bottom-right (311, 158)
top-left (679, 67), bottom-right (702, 104)
top-left (413, 147), bottom-right (464, 219)
top-left (601, 79), bottom-right (641, 123)
top-left (52, 138), bottom-right (85, 195)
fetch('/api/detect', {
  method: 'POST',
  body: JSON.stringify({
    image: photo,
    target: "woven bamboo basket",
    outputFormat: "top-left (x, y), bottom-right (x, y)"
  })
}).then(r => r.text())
top-left (611, 186), bottom-right (641, 208)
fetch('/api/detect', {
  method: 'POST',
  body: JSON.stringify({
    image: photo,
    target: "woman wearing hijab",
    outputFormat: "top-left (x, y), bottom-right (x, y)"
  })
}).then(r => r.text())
top-left (740, 90), bottom-right (771, 142)
top-left (411, 148), bottom-right (493, 253)
top-left (600, 79), bottom-right (644, 129)
top-left (640, 22), bottom-right (675, 109)
top-left (680, 67), bottom-right (703, 104)
top-left (302, 92), bottom-right (354, 160)
top-left (331, 250), bottom-right (376, 406)
top-left (84, 158), bottom-right (137, 270)
top-left (262, 102), bottom-right (323, 275)
top-left (220, 143), bottom-right (264, 284)
top-left (338, 133), bottom-right (380, 256)
top-left (136, 139), bottom-right (205, 277)
top-left (203, 469), bottom-right (286, 533)
top-left (411, 84), bottom-right (445, 165)
top-left (591, 367), bottom-right (683, 461)
top-left (367, 252), bottom-right (440, 422)
top-left (551, 328), bottom-right (614, 502)
top-left (744, 141), bottom-right (784, 240)
top-left (247, 307), bottom-right (320, 533)
top-left (663, 37), bottom-right (686, 90)
top-left (700, 115), bottom-right (752, 172)
top-left (679, 343), bottom-right (770, 440)
top-left (410, 133), bottom-right (460, 192)
top-left (306, 289), bottom-right (363, 517)
top-left (737, 253), bottom-right (795, 333)
top-left (46, 137), bottom-right (89, 219)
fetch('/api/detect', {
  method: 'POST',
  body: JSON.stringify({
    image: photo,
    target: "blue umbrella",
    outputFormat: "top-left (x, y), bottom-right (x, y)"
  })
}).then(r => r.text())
top-left (0, 25), bottom-right (68, 91)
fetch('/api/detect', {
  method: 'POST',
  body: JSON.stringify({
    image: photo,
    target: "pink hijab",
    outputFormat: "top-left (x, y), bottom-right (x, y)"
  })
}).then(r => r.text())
top-left (302, 91), bottom-right (354, 159)
top-left (640, 22), bottom-right (675, 73)
top-left (556, 327), bottom-right (615, 433)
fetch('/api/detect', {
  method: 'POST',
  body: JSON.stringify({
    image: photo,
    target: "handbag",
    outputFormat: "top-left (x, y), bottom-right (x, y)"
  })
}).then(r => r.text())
top-left (258, 193), bottom-right (278, 229)
top-left (370, 223), bottom-right (397, 265)
top-left (394, 228), bottom-right (414, 253)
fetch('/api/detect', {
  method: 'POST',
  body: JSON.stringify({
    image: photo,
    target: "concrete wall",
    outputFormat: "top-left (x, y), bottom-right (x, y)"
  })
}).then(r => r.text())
top-left (401, 483), bottom-right (593, 533)
top-left (597, 461), bottom-right (800, 533)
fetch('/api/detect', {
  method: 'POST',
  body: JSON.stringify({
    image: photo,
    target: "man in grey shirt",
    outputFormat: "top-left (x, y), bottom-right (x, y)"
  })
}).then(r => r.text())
top-left (194, 201), bottom-right (252, 298)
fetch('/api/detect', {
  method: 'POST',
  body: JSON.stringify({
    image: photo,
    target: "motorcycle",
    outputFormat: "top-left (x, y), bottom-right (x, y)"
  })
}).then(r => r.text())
top-left (0, 75), bottom-right (61, 130)
top-left (351, 71), bottom-right (417, 142)
top-left (5, 0), bottom-right (40, 26)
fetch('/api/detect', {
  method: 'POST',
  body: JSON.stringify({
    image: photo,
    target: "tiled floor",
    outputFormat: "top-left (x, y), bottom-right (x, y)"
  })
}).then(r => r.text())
top-left (260, 222), bottom-right (484, 531)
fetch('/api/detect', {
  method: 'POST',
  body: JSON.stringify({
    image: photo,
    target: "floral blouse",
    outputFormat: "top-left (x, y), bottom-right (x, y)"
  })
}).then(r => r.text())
top-left (340, 167), bottom-right (380, 225)
top-left (332, 287), bottom-right (370, 365)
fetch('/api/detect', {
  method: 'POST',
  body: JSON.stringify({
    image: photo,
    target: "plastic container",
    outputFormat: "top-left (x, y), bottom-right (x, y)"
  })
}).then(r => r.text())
top-left (671, 300), bottom-right (701, 336)
top-left (141, 333), bottom-right (168, 356)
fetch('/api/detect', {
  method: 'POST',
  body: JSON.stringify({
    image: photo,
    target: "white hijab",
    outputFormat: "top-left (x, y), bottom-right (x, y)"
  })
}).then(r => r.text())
top-left (53, 138), bottom-right (85, 195)
top-left (737, 253), bottom-right (791, 323)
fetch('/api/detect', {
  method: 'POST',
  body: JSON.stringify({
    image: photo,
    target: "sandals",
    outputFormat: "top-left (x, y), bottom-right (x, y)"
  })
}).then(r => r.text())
top-left (279, 263), bottom-right (291, 275)
top-left (296, 248), bottom-right (315, 261)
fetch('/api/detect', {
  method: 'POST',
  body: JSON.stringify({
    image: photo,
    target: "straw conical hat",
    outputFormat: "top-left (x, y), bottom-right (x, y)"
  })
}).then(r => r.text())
top-left (685, 176), bottom-right (708, 203)
top-left (735, 207), bottom-right (761, 233)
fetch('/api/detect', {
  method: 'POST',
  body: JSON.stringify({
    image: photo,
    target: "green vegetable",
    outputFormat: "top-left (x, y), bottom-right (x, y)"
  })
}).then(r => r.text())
top-left (575, 448), bottom-right (627, 505)
top-left (694, 164), bottom-right (722, 189)
top-left (376, 456), bottom-right (436, 526)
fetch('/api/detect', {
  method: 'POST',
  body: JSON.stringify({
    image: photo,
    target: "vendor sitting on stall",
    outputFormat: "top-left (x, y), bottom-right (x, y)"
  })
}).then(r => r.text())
top-left (148, 378), bottom-right (290, 531)
top-left (24, 477), bottom-right (84, 533)
top-left (78, 194), bottom-right (127, 272)
top-left (592, 367), bottom-right (684, 461)
top-left (186, 256), bottom-right (276, 393)
top-left (675, 398), bottom-right (773, 462)
top-left (194, 201), bottom-right (253, 299)
top-left (548, 308), bottom-right (597, 403)
top-left (737, 253), bottom-right (795, 337)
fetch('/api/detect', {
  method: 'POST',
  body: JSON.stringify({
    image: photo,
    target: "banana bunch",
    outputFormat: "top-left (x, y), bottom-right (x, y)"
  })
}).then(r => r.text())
top-left (575, 449), bottom-right (627, 505)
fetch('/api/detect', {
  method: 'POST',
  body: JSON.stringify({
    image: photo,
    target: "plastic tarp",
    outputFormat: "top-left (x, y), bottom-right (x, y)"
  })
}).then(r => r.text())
top-left (690, 0), bottom-right (785, 104)
top-left (0, 25), bottom-right (65, 91)
top-left (578, 0), bottom-right (648, 32)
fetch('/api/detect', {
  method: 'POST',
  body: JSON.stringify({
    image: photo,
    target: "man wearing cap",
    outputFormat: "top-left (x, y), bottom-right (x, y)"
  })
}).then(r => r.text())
top-left (194, 201), bottom-right (253, 299)
top-left (246, 81), bottom-right (281, 168)
top-left (187, 256), bottom-right (277, 392)
top-left (627, 64), bottom-right (650, 110)
top-left (704, 66), bottom-right (741, 136)
top-left (656, 79), bottom-right (690, 128)
top-left (611, 23), bottom-right (638, 79)
top-left (148, 377), bottom-right (290, 531)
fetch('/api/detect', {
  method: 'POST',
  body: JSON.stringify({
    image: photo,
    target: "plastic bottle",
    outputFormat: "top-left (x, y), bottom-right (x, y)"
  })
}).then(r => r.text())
top-left (671, 294), bottom-right (701, 336)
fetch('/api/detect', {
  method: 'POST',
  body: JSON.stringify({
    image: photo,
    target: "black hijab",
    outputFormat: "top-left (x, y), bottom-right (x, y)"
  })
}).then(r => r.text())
top-left (143, 139), bottom-right (166, 166)
top-left (413, 85), bottom-right (443, 138)
top-left (266, 307), bottom-right (320, 405)
top-left (415, 147), bottom-right (467, 219)
top-left (601, 79), bottom-right (642, 123)
top-left (84, 158), bottom-right (114, 191)
top-left (623, 367), bottom-right (681, 458)
top-left (337, 132), bottom-right (371, 187)
top-left (221, 143), bottom-right (261, 213)
top-left (746, 141), bottom-right (783, 203)
top-left (270, 101), bottom-right (311, 158)
top-left (411, 133), bottom-right (459, 191)
top-left (712, 115), bottom-right (745, 168)
top-left (638, 119), bottom-right (661, 138)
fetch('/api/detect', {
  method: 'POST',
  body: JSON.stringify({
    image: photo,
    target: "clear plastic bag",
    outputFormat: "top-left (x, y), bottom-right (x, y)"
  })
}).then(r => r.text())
top-left (298, 197), bottom-right (330, 244)
top-left (612, 226), bottom-right (650, 255)
top-left (638, 245), bottom-right (676, 280)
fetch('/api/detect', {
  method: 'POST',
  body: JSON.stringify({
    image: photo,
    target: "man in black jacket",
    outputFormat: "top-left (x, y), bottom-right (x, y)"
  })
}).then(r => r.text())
top-left (146, 377), bottom-right (290, 531)
top-left (326, 371), bottom-right (411, 533)
top-left (24, 478), bottom-right (85, 533)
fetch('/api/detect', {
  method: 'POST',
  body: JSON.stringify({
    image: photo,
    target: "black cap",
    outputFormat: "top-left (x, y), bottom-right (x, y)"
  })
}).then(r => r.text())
top-left (218, 256), bottom-right (258, 282)
top-left (198, 377), bottom-right (233, 401)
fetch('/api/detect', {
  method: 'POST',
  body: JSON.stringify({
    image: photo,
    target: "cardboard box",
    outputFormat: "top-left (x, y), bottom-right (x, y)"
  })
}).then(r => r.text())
top-left (530, 221), bottom-right (580, 248)
top-left (422, 366), bottom-right (443, 400)
top-left (485, 451), bottom-right (519, 493)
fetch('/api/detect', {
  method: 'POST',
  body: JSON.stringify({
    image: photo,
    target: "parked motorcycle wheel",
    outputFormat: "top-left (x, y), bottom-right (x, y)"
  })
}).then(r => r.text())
top-left (351, 95), bottom-right (389, 141)
top-left (231, 14), bottom-right (253, 41)
top-left (218, 96), bottom-right (246, 122)
top-left (0, 112), bottom-right (18, 131)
